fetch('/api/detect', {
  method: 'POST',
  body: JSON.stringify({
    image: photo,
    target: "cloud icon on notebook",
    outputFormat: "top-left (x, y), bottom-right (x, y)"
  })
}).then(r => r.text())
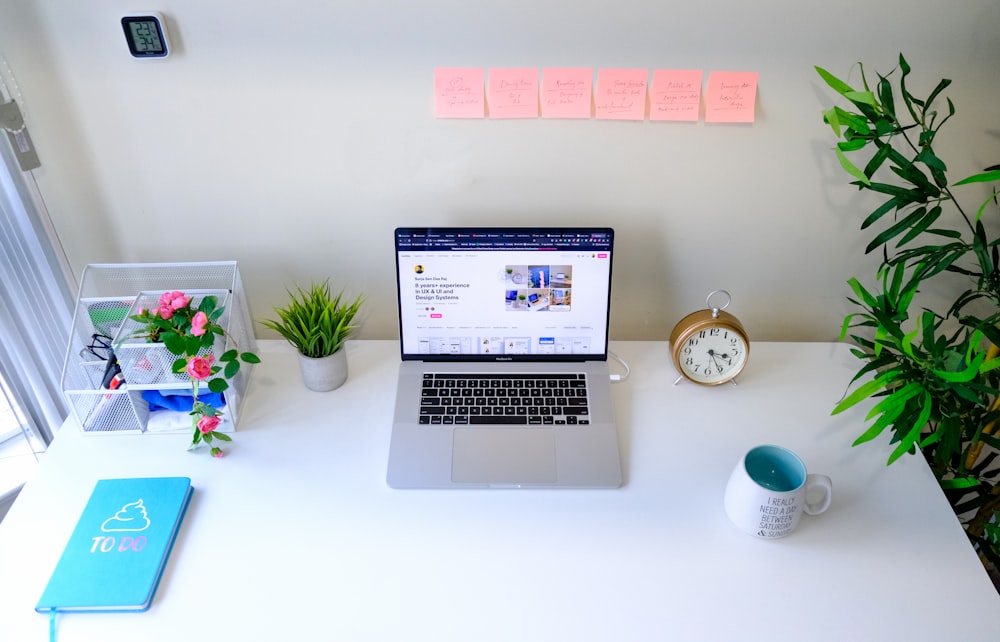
top-left (101, 499), bottom-right (151, 532)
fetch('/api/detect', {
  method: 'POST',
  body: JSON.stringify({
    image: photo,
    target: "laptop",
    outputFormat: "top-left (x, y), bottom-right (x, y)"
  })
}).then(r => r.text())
top-left (387, 227), bottom-right (622, 489)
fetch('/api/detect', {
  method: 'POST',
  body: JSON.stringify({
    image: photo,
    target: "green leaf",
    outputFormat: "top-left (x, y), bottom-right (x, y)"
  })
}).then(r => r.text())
top-left (220, 349), bottom-right (238, 362)
top-left (973, 192), bottom-right (1000, 223)
top-left (837, 109), bottom-right (872, 136)
top-left (899, 324), bottom-right (920, 359)
top-left (877, 75), bottom-right (895, 119)
top-left (855, 395), bottom-right (908, 446)
top-left (939, 475), bottom-right (981, 490)
top-left (184, 334), bottom-right (202, 356)
top-left (931, 350), bottom-right (986, 382)
top-left (924, 78), bottom-right (952, 110)
top-left (846, 277), bottom-right (877, 308)
top-left (198, 295), bottom-right (218, 315)
top-left (835, 147), bottom-right (871, 185)
top-left (860, 196), bottom-right (903, 230)
top-left (886, 152), bottom-right (940, 197)
top-left (208, 378), bottom-right (229, 393)
top-left (833, 377), bottom-right (887, 415)
top-left (954, 169), bottom-right (1000, 186)
top-left (845, 90), bottom-right (878, 107)
top-left (815, 65), bottom-right (855, 96)
top-left (163, 332), bottom-right (186, 356)
top-left (865, 207), bottom-right (928, 254)
top-left (837, 139), bottom-right (868, 152)
top-left (887, 393), bottom-right (932, 464)
top-left (862, 143), bottom-right (892, 178)
top-left (865, 382), bottom-right (922, 421)
top-left (821, 107), bottom-right (842, 136)
top-left (896, 206), bottom-right (942, 247)
top-left (212, 432), bottom-right (232, 442)
top-left (885, 260), bottom-right (905, 301)
top-left (916, 148), bottom-right (947, 173)
top-left (241, 352), bottom-right (261, 364)
top-left (224, 360), bottom-right (240, 379)
top-left (172, 357), bottom-right (187, 374)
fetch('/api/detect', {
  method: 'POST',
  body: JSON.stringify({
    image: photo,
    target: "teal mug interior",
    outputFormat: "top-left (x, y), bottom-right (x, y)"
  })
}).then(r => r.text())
top-left (744, 445), bottom-right (806, 492)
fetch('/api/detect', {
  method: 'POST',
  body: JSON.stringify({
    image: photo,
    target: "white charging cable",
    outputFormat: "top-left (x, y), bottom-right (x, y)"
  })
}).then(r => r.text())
top-left (608, 350), bottom-right (630, 383)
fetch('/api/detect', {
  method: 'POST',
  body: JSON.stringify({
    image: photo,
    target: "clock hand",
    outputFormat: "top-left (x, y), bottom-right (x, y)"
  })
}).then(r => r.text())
top-left (707, 350), bottom-right (732, 367)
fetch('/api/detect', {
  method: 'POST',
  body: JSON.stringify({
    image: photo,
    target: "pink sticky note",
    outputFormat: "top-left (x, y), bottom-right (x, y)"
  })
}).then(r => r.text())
top-left (705, 71), bottom-right (758, 123)
top-left (541, 68), bottom-right (592, 119)
top-left (488, 68), bottom-right (539, 118)
top-left (650, 70), bottom-right (702, 122)
top-left (434, 68), bottom-right (485, 119)
top-left (595, 69), bottom-right (648, 121)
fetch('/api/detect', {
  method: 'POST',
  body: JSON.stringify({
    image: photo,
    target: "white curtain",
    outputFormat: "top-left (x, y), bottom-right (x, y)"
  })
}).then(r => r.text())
top-left (0, 122), bottom-right (75, 445)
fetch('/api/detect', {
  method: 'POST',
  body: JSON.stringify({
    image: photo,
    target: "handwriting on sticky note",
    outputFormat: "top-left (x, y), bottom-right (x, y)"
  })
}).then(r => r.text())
top-left (541, 68), bottom-right (592, 119)
top-left (595, 69), bottom-right (647, 121)
top-left (705, 71), bottom-right (758, 123)
top-left (434, 68), bottom-right (485, 119)
top-left (650, 70), bottom-right (702, 122)
top-left (488, 68), bottom-right (539, 118)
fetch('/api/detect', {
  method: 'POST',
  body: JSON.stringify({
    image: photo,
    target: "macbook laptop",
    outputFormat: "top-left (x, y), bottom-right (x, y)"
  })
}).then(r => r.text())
top-left (387, 227), bottom-right (622, 488)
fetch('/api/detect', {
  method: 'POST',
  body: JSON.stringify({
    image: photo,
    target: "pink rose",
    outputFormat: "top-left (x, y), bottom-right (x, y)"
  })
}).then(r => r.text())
top-left (198, 415), bottom-right (221, 434)
top-left (186, 355), bottom-right (215, 380)
top-left (151, 305), bottom-right (172, 320)
top-left (191, 311), bottom-right (210, 337)
top-left (211, 447), bottom-right (224, 458)
top-left (159, 291), bottom-right (191, 313)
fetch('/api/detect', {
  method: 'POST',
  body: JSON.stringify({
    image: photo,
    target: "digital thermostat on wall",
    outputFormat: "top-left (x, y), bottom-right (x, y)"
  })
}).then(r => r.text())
top-left (121, 12), bottom-right (171, 59)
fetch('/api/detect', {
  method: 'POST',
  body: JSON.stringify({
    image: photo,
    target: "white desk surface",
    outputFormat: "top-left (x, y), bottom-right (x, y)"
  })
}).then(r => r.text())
top-left (2, 340), bottom-right (998, 641)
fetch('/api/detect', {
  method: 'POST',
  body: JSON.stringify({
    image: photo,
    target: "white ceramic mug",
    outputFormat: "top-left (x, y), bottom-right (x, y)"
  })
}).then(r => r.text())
top-left (724, 445), bottom-right (833, 539)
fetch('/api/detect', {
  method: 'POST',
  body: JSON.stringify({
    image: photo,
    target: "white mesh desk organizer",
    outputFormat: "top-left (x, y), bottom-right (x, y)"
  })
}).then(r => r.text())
top-left (60, 262), bottom-right (257, 434)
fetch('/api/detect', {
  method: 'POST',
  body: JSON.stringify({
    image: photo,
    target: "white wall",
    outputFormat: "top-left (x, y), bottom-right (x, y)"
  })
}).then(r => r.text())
top-left (1, 1), bottom-right (998, 342)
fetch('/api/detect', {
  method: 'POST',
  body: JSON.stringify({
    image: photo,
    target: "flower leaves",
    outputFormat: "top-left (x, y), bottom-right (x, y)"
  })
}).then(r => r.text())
top-left (132, 291), bottom-right (262, 458)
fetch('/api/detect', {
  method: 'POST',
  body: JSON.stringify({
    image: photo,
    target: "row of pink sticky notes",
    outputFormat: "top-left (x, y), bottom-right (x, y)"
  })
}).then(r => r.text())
top-left (434, 68), bottom-right (759, 123)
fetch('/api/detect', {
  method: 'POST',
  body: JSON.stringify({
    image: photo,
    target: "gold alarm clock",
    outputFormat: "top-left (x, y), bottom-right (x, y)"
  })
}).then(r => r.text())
top-left (669, 290), bottom-right (749, 385)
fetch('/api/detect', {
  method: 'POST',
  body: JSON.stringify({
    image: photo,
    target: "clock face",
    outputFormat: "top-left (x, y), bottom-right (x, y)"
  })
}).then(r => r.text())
top-left (675, 325), bottom-right (748, 384)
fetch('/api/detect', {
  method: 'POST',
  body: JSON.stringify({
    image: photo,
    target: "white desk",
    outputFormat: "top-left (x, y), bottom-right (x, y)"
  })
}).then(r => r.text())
top-left (2, 341), bottom-right (998, 641)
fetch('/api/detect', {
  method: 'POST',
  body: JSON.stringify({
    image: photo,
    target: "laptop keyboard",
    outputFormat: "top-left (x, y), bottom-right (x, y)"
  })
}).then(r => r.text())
top-left (419, 373), bottom-right (590, 426)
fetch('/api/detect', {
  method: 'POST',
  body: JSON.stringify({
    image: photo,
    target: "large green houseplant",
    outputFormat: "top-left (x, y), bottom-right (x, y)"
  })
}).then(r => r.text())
top-left (816, 54), bottom-right (1000, 581)
top-left (261, 281), bottom-right (364, 392)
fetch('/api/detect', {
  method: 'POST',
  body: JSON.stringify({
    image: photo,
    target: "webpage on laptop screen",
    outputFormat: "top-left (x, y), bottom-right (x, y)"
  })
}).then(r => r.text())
top-left (397, 230), bottom-right (612, 357)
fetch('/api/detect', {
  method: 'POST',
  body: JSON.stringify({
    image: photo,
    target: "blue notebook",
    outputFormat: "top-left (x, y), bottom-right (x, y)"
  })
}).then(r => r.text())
top-left (35, 477), bottom-right (193, 613)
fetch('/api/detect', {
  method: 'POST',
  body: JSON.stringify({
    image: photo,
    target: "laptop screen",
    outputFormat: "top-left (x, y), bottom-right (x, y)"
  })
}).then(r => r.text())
top-left (394, 227), bottom-right (614, 362)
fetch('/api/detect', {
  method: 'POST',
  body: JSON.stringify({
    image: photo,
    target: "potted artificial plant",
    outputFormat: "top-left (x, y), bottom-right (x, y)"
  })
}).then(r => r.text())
top-left (817, 54), bottom-right (1000, 584)
top-left (261, 281), bottom-right (364, 392)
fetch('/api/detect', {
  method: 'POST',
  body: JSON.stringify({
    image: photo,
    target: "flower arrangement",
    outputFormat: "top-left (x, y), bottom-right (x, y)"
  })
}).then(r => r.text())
top-left (129, 290), bottom-right (260, 457)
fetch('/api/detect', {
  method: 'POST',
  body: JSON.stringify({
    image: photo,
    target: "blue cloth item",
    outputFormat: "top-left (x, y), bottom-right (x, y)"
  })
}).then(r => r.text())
top-left (142, 390), bottom-right (225, 412)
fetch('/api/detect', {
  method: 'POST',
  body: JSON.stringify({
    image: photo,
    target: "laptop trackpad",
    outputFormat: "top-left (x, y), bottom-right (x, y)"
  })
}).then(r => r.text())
top-left (452, 428), bottom-right (557, 484)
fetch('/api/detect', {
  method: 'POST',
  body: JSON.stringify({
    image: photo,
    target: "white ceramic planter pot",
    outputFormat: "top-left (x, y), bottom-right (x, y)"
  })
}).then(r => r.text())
top-left (296, 349), bottom-right (348, 392)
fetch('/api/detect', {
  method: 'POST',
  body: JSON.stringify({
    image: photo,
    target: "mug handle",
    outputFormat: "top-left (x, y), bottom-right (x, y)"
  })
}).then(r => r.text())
top-left (803, 474), bottom-right (833, 515)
